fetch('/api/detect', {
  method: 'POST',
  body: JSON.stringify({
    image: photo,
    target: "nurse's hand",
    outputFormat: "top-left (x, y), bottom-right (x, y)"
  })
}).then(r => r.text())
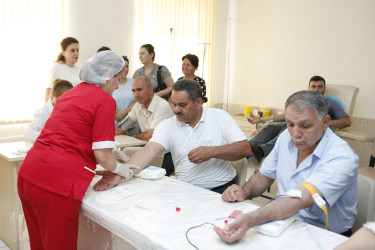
top-left (94, 170), bottom-right (123, 191)
top-left (113, 148), bottom-right (130, 162)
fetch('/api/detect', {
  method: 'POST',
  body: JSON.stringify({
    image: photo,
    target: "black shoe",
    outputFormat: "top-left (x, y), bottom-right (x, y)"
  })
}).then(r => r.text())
top-left (250, 142), bottom-right (264, 164)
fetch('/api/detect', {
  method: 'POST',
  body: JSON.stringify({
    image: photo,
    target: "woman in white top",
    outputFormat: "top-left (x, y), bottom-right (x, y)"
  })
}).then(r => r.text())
top-left (132, 44), bottom-right (174, 100)
top-left (27, 79), bottom-right (73, 142)
top-left (45, 37), bottom-right (80, 102)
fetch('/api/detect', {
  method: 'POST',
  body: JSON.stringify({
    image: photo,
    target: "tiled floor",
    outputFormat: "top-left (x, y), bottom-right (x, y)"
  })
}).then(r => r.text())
top-left (0, 214), bottom-right (30, 250)
top-left (0, 237), bottom-right (30, 250)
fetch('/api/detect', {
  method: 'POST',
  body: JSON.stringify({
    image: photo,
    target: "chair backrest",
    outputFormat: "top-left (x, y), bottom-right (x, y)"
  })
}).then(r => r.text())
top-left (231, 158), bottom-right (248, 186)
top-left (352, 174), bottom-right (375, 232)
top-left (122, 147), bottom-right (164, 167)
top-left (324, 84), bottom-right (359, 117)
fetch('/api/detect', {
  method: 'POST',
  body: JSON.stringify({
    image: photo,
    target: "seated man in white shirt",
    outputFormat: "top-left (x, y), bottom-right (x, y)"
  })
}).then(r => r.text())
top-left (115, 76), bottom-right (174, 175)
top-left (214, 90), bottom-right (358, 243)
top-left (115, 76), bottom-right (173, 141)
top-left (95, 79), bottom-right (251, 193)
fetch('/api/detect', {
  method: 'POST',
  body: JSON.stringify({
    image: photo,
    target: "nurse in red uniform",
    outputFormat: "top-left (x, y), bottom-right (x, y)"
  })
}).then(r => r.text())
top-left (18, 51), bottom-right (137, 250)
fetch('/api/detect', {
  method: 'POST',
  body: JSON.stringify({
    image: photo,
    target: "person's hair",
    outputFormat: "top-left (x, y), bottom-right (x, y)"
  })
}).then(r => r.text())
top-left (182, 53), bottom-right (199, 68)
top-left (285, 90), bottom-right (328, 120)
top-left (51, 79), bottom-right (73, 98)
top-left (122, 56), bottom-right (129, 63)
top-left (55, 37), bottom-right (79, 63)
top-left (309, 75), bottom-right (326, 86)
top-left (97, 46), bottom-right (111, 52)
top-left (135, 76), bottom-right (152, 88)
top-left (173, 79), bottom-right (203, 102)
top-left (140, 44), bottom-right (155, 61)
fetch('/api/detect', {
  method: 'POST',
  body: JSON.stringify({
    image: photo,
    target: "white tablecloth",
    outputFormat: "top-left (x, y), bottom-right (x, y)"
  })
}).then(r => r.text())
top-left (80, 177), bottom-right (347, 250)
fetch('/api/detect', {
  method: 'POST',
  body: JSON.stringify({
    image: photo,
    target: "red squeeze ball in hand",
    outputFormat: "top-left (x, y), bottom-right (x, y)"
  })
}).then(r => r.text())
top-left (176, 207), bottom-right (181, 212)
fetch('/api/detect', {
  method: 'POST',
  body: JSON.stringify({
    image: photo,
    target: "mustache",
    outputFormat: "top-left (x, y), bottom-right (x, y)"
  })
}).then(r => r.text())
top-left (292, 138), bottom-right (304, 143)
top-left (175, 112), bottom-right (183, 116)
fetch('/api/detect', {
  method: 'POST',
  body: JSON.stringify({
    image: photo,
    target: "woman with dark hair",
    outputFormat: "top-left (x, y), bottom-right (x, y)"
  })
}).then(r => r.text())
top-left (45, 37), bottom-right (80, 102)
top-left (177, 53), bottom-right (208, 103)
top-left (132, 44), bottom-right (174, 100)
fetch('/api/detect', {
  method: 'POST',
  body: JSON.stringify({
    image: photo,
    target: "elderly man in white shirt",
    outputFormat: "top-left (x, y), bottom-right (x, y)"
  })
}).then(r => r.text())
top-left (95, 79), bottom-right (251, 193)
top-left (115, 76), bottom-right (173, 141)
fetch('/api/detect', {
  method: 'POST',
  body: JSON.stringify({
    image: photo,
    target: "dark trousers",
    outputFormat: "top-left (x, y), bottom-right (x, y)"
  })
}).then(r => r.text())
top-left (161, 152), bottom-right (174, 176)
top-left (210, 177), bottom-right (236, 194)
top-left (341, 228), bottom-right (353, 237)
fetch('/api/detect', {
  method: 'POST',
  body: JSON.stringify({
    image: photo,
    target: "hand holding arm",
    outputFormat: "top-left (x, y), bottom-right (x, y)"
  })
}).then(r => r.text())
top-left (112, 148), bottom-right (140, 178)
top-left (112, 148), bottom-right (129, 162)
top-left (112, 162), bottom-right (140, 179)
top-left (119, 141), bottom-right (165, 175)
top-left (188, 140), bottom-right (251, 164)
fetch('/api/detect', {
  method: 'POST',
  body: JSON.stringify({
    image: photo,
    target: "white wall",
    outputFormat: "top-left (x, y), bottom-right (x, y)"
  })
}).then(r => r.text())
top-left (62, 0), bottom-right (136, 71)
top-left (215, 0), bottom-right (375, 119)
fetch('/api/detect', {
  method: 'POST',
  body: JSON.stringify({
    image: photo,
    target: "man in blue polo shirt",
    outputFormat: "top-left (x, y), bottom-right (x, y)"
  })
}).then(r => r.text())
top-left (215, 90), bottom-right (358, 243)
top-left (247, 75), bottom-right (351, 163)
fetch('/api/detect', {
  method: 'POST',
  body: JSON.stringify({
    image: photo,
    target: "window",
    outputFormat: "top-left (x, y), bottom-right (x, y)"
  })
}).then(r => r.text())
top-left (0, 0), bottom-right (63, 121)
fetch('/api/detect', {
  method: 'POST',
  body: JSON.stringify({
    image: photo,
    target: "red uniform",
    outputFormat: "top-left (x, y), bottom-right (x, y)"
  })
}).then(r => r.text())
top-left (18, 82), bottom-right (116, 249)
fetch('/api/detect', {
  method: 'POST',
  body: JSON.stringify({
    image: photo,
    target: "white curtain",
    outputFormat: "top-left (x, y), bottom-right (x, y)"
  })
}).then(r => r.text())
top-left (0, 0), bottom-right (63, 121)
top-left (134, 0), bottom-right (217, 106)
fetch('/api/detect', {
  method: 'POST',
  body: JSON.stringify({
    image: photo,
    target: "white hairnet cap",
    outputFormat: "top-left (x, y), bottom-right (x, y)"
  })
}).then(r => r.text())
top-left (79, 51), bottom-right (125, 85)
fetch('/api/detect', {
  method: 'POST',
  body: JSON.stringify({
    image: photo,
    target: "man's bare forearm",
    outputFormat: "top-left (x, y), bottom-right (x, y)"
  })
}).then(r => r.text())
top-left (329, 116), bottom-right (351, 129)
top-left (245, 187), bottom-right (314, 227)
top-left (127, 141), bottom-right (164, 174)
top-left (242, 171), bottom-right (274, 199)
top-left (211, 140), bottom-right (251, 161)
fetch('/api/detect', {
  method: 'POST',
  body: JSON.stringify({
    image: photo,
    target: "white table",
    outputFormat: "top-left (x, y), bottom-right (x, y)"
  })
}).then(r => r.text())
top-left (115, 135), bottom-right (147, 148)
top-left (0, 141), bottom-right (28, 250)
top-left (78, 177), bottom-right (348, 250)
